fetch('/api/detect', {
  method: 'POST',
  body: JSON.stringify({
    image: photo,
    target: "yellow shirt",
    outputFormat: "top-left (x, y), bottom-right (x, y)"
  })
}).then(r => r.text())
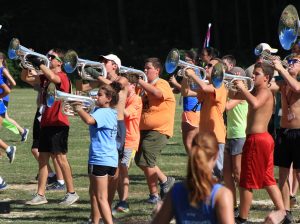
top-left (198, 84), bottom-right (227, 143)
top-left (140, 79), bottom-right (176, 137)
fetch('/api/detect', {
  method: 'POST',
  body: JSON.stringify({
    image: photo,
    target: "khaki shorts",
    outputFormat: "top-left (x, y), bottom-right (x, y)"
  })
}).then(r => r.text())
top-left (135, 130), bottom-right (168, 167)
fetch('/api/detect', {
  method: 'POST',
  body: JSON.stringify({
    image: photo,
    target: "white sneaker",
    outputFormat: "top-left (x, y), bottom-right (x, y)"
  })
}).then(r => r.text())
top-left (26, 193), bottom-right (48, 205)
top-left (59, 192), bottom-right (79, 206)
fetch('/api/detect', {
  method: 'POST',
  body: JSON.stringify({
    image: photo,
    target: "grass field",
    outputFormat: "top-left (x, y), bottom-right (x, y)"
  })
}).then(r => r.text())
top-left (0, 88), bottom-right (299, 224)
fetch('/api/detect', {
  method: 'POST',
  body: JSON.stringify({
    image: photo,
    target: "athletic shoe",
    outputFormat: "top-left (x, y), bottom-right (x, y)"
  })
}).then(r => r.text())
top-left (46, 181), bottom-right (65, 191)
top-left (146, 194), bottom-right (161, 204)
top-left (25, 193), bottom-right (48, 205)
top-left (159, 176), bottom-right (175, 199)
top-left (47, 174), bottom-right (57, 186)
top-left (59, 192), bottom-right (79, 206)
top-left (112, 200), bottom-right (130, 217)
top-left (21, 128), bottom-right (29, 142)
top-left (6, 146), bottom-right (16, 164)
top-left (0, 179), bottom-right (8, 191)
top-left (234, 207), bottom-right (239, 218)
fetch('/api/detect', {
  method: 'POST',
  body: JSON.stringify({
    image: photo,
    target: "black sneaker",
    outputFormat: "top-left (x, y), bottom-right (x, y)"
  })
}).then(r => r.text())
top-left (235, 216), bottom-right (247, 224)
top-left (46, 181), bottom-right (65, 191)
top-left (21, 128), bottom-right (29, 142)
top-left (234, 207), bottom-right (239, 218)
top-left (47, 174), bottom-right (57, 186)
top-left (160, 176), bottom-right (175, 199)
top-left (282, 211), bottom-right (293, 224)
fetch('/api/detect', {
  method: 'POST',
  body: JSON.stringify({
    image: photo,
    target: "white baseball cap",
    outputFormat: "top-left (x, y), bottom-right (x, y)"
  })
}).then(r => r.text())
top-left (99, 54), bottom-right (121, 69)
top-left (256, 43), bottom-right (278, 53)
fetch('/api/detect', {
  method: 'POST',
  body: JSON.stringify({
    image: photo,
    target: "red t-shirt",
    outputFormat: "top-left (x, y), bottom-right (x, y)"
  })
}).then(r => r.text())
top-left (40, 72), bottom-right (70, 127)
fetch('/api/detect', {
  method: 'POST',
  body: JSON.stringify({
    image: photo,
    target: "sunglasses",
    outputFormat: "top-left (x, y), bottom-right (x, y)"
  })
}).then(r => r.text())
top-left (288, 58), bottom-right (300, 65)
top-left (47, 54), bottom-right (62, 63)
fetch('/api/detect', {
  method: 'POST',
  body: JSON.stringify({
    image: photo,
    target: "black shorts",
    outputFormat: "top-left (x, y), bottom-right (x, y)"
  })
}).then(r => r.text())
top-left (31, 108), bottom-right (41, 149)
top-left (274, 128), bottom-right (300, 169)
top-left (39, 126), bottom-right (69, 154)
top-left (88, 164), bottom-right (117, 177)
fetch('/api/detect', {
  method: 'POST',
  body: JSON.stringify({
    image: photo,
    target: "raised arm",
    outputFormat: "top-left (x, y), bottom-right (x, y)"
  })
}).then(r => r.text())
top-left (181, 77), bottom-right (198, 97)
top-left (138, 79), bottom-right (163, 99)
top-left (184, 68), bottom-right (215, 93)
top-left (226, 99), bottom-right (243, 111)
top-left (20, 69), bottom-right (40, 86)
top-left (2, 68), bottom-right (16, 86)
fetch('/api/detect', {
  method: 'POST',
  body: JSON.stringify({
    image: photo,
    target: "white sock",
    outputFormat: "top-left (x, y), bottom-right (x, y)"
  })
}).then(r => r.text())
top-left (0, 177), bottom-right (3, 183)
top-left (6, 146), bottom-right (11, 153)
top-left (57, 180), bottom-right (64, 185)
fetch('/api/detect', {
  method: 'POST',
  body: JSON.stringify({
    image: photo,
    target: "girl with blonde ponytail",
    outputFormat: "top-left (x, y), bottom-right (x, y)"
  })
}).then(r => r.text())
top-left (152, 132), bottom-right (234, 224)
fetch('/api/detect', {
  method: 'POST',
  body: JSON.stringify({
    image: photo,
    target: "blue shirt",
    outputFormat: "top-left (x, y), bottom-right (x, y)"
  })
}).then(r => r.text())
top-left (89, 107), bottom-right (118, 167)
top-left (183, 96), bottom-right (201, 111)
top-left (172, 182), bottom-right (222, 224)
top-left (0, 76), bottom-right (7, 114)
top-left (0, 67), bottom-right (9, 102)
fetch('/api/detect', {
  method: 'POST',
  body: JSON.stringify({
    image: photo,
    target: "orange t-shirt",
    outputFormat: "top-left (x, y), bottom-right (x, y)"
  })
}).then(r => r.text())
top-left (197, 84), bottom-right (227, 143)
top-left (140, 79), bottom-right (176, 137)
top-left (124, 94), bottom-right (142, 150)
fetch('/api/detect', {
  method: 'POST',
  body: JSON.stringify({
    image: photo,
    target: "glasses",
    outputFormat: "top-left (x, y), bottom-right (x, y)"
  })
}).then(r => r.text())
top-left (47, 54), bottom-right (62, 63)
top-left (288, 58), bottom-right (300, 65)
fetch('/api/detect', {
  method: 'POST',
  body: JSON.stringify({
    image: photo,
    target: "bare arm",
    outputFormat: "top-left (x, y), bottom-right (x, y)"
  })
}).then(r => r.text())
top-left (75, 106), bottom-right (96, 125)
top-left (138, 79), bottom-right (163, 99)
top-left (181, 77), bottom-right (198, 97)
top-left (39, 64), bottom-right (61, 84)
top-left (226, 99), bottom-right (243, 111)
top-left (151, 191), bottom-right (174, 224)
top-left (274, 59), bottom-right (300, 92)
top-left (20, 69), bottom-right (40, 86)
top-left (185, 68), bottom-right (215, 93)
top-left (2, 68), bottom-right (16, 86)
top-left (215, 187), bottom-right (234, 224)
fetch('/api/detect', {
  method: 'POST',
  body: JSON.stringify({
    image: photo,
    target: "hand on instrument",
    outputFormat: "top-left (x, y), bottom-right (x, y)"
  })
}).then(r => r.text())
top-left (234, 80), bottom-right (246, 92)
top-left (27, 55), bottom-right (44, 68)
top-left (169, 75), bottom-right (178, 85)
top-left (70, 101), bottom-right (83, 112)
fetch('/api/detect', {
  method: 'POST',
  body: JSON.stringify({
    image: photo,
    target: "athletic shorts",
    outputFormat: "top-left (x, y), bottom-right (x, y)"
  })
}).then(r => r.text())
top-left (225, 138), bottom-right (246, 156)
top-left (274, 128), bottom-right (300, 169)
top-left (181, 111), bottom-right (200, 128)
top-left (117, 120), bottom-right (126, 158)
top-left (135, 130), bottom-right (168, 168)
top-left (120, 148), bottom-right (136, 168)
top-left (88, 164), bottom-right (116, 177)
top-left (239, 132), bottom-right (276, 189)
top-left (32, 108), bottom-right (41, 149)
top-left (39, 126), bottom-right (69, 154)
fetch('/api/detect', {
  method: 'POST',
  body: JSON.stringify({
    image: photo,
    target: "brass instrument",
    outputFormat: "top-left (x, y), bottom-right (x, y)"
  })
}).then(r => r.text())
top-left (47, 83), bottom-right (96, 116)
top-left (63, 50), bottom-right (107, 80)
top-left (8, 38), bottom-right (50, 72)
top-left (120, 66), bottom-right (148, 83)
top-left (254, 44), bottom-right (289, 68)
top-left (211, 63), bottom-right (254, 92)
top-left (278, 4), bottom-right (299, 50)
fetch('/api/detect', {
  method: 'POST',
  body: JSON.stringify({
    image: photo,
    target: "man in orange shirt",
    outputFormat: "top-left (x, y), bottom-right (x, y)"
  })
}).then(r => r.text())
top-left (182, 58), bottom-right (227, 180)
top-left (135, 58), bottom-right (176, 203)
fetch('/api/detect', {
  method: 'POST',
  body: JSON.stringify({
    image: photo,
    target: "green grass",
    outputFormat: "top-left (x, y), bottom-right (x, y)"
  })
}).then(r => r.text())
top-left (0, 89), bottom-right (299, 223)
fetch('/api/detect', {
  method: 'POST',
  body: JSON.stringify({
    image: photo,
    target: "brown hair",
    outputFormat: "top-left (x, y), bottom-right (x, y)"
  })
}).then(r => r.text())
top-left (0, 52), bottom-right (7, 67)
top-left (120, 73), bottom-right (139, 84)
top-left (254, 62), bottom-right (274, 82)
top-left (98, 82), bottom-right (121, 107)
top-left (187, 132), bottom-right (218, 207)
top-left (145, 57), bottom-right (162, 75)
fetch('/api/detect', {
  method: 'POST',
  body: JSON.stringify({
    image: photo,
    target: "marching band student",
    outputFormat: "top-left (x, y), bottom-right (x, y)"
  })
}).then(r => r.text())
top-left (0, 80), bottom-right (16, 190)
top-left (231, 62), bottom-right (286, 223)
top-left (151, 132), bottom-right (234, 224)
top-left (25, 49), bottom-right (79, 206)
top-left (113, 73), bottom-right (142, 215)
top-left (0, 52), bottom-right (29, 141)
top-left (182, 57), bottom-right (227, 180)
top-left (169, 50), bottom-right (201, 152)
top-left (135, 57), bottom-right (176, 203)
top-left (271, 54), bottom-right (300, 222)
top-left (74, 83), bottom-right (121, 224)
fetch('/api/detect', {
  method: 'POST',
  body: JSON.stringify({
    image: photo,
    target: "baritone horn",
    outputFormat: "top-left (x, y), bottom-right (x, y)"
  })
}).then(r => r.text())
top-left (119, 66), bottom-right (148, 83)
top-left (278, 4), bottom-right (299, 50)
top-left (46, 83), bottom-right (96, 116)
top-left (254, 44), bottom-right (289, 68)
top-left (211, 63), bottom-right (254, 92)
top-left (8, 38), bottom-right (50, 71)
top-left (63, 50), bottom-right (107, 80)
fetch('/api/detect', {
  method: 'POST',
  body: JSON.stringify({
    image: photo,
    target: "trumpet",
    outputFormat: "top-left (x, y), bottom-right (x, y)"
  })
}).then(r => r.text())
top-left (254, 44), bottom-right (289, 68)
top-left (165, 48), bottom-right (207, 80)
top-left (8, 38), bottom-right (50, 72)
top-left (211, 63), bottom-right (254, 92)
top-left (120, 66), bottom-right (148, 83)
top-left (63, 50), bottom-right (107, 80)
top-left (47, 83), bottom-right (96, 116)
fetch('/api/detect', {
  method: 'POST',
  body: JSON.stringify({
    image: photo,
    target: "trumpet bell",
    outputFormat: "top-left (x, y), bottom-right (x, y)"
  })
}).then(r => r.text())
top-left (211, 63), bottom-right (224, 89)
top-left (278, 4), bottom-right (299, 50)
top-left (165, 48), bottom-right (180, 74)
top-left (63, 50), bottom-right (78, 73)
top-left (8, 38), bottom-right (20, 60)
top-left (46, 83), bottom-right (56, 107)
